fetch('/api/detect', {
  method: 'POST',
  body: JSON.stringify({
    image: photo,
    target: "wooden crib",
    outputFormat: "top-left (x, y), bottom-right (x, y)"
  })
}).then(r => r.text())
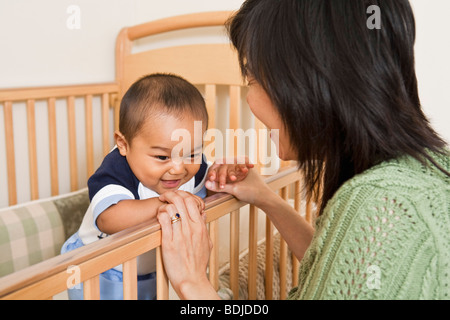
top-left (0, 11), bottom-right (315, 300)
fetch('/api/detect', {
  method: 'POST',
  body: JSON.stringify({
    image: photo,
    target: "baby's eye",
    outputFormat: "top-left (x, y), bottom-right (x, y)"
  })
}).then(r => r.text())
top-left (155, 155), bottom-right (169, 161)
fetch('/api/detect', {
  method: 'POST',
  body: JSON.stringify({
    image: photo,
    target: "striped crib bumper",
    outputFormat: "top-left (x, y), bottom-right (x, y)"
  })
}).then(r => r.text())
top-left (0, 189), bottom-right (89, 277)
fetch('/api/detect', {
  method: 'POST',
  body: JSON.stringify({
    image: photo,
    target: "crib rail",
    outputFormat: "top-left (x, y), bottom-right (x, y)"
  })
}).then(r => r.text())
top-left (0, 166), bottom-right (309, 300)
top-left (0, 83), bottom-right (119, 207)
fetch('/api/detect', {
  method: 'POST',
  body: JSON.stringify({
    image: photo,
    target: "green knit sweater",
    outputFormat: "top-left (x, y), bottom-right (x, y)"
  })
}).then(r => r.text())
top-left (288, 151), bottom-right (450, 300)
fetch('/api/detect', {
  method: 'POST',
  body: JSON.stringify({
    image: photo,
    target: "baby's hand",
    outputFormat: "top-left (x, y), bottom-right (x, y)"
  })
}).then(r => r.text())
top-left (207, 157), bottom-right (254, 189)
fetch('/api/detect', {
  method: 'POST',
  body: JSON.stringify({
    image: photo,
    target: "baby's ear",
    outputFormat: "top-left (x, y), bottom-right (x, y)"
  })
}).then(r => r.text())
top-left (114, 131), bottom-right (128, 156)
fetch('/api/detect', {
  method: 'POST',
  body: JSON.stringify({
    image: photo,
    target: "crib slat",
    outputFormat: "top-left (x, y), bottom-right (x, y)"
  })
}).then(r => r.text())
top-left (228, 86), bottom-right (241, 157)
top-left (47, 98), bottom-right (59, 196)
top-left (123, 257), bottom-right (138, 300)
top-left (101, 93), bottom-right (110, 156)
top-left (209, 220), bottom-right (219, 291)
top-left (305, 196), bottom-right (313, 224)
top-left (292, 181), bottom-right (301, 286)
top-left (294, 180), bottom-right (301, 212)
top-left (84, 275), bottom-right (100, 300)
top-left (156, 247), bottom-right (169, 300)
top-left (291, 253), bottom-right (298, 287)
top-left (230, 209), bottom-right (240, 300)
top-left (85, 95), bottom-right (94, 179)
top-left (112, 93), bottom-right (120, 132)
top-left (279, 186), bottom-right (289, 299)
top-left (248, 204), bottom-right (258, 299)
top-left (205, 84), bottom-right (216, 128)
top-left (204, 84), bottom-right (216, 161)
top-left (67, 96), bottom-right (78, 191)
top-left (26, 100), bottom-right (39, 200)
top-left (254, 117), bottom-right (267, 173)
top-left (265, 216), bottom-right (274, 300)
top-left (279, 238), bottom-right (287, 299)
top-left (4, 101), bottom-right (17, 206)
top-left (228, 86), bottom-right (241, 129)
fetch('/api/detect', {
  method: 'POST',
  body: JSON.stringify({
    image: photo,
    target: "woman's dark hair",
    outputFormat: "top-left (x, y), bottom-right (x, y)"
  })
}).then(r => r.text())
top-left (227, 0), bottom-right (449, 215)
top-left (119, 73), bottom-right (208, 144)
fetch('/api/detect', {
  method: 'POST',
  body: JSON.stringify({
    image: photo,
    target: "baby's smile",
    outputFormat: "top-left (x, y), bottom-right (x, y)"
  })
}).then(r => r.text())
top-left (160, 179), bottom-right (182, 189)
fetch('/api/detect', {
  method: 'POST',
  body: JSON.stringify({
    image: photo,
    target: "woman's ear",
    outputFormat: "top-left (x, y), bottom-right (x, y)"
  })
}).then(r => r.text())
top-left (115, 131), bottom-right (128, 156)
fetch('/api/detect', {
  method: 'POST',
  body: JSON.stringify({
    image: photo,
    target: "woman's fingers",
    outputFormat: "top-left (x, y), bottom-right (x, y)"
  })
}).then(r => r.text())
top-left (171, 190), bottom-right (205, 212)
top-left (182, 196), bottom-right (204, 224)
top-left (159, 191), bottom-right (188, 217)
top-left (204, 179), bottom-right (235, 194)
top-left (157, 209), bottom-right (172, 241)
top-left (157, 204), bottom-right (182, 242)
top-left (159, 193), bottom-right (192, 243)
top-left (172, 192), bottom-right (204, 224)
top-left (189, 192), bottom-right (206, 212)
top-left (159, 191), bottom-right (203, 224)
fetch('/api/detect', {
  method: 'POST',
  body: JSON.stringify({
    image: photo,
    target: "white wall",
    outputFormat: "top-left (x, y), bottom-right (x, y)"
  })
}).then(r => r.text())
top-left (0, 0), bottom-right (245, 88)
top-left (410, 0), bottom-right (450, 144)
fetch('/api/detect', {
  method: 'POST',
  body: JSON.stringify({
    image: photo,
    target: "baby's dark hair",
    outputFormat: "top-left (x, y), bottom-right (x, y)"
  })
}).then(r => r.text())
top-left (119, 73), bottom-right (208, 143)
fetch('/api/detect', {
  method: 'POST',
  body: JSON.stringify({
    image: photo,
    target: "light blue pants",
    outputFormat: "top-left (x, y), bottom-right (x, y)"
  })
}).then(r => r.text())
top-left (62, 232), bottom-right (157, 300)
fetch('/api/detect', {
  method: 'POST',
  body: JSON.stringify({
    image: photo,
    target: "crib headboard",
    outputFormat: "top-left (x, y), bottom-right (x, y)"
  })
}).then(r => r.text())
top-left (116, 11), bottom-right (242, 96)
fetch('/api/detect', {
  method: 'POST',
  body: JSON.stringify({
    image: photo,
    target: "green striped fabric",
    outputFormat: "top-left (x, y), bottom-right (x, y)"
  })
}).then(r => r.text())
top-left (0, 201), bottom-right (65, 276)
top-left (0, 189), bottom-right (89, 277)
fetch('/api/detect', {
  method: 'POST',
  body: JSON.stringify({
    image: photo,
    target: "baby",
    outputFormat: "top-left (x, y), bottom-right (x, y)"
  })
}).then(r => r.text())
top-left (61, 73), bottom-right (251, 299)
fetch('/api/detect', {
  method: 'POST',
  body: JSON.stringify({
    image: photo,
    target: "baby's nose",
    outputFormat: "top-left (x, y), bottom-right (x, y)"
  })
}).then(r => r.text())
top-left (169, 160), bottom-right (185, 175)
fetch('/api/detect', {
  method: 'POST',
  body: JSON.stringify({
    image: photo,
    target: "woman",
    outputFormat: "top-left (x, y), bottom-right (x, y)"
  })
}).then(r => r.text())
top-left (157, 0), bottom-right (450, 300)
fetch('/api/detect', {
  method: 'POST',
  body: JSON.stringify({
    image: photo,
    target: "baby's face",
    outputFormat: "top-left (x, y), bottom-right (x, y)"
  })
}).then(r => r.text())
top-left (120, 113), bottom-right (206, 195)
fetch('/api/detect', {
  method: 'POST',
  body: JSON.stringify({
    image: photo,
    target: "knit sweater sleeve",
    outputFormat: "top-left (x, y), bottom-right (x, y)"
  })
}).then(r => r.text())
top-left (288, 178), bottom-right (445, 300)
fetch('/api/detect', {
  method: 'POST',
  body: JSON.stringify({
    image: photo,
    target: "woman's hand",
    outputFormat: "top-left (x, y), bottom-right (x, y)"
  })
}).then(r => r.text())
top-left (167, 189), bottom-right (206, 214)
top-left (157, 191), bottom-right (220, 300)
